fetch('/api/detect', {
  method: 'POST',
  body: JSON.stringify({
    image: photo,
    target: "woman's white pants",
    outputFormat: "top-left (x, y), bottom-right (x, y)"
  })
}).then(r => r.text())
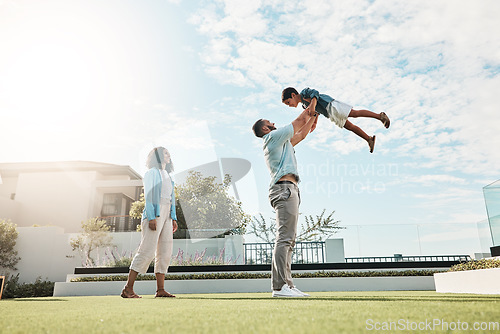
top-left (130, 200), bottom-right (173, 274)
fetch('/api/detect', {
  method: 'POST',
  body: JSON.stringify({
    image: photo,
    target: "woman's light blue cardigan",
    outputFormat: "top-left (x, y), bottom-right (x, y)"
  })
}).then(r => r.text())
top-left (141, 168), bottom-right (177, 222)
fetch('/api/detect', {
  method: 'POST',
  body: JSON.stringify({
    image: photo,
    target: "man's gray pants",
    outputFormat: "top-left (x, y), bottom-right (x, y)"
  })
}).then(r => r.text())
top-left (269, 182), bottom-right (300, 290)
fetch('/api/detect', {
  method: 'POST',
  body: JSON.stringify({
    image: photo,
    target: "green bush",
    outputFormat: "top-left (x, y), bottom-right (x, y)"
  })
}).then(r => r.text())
top-left (70, 270), bottom-right (442, 282)
top-left (0, 218), bottom-right (21, 273)
top-left (103, 247), bottom-right (238, 267)
top-left (70, 218), bottom-right (113, 267)
top-left (449, 258), bottom-right (500, 272)
top-left (110, 257), bottom-right (133, 268)
top-left (2, 274), bottom-right (55, 299)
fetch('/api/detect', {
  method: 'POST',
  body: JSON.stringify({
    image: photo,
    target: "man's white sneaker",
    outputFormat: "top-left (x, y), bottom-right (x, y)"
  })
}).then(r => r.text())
top-left (272, 284), bottom-right (303, 297)
top-left (291, 287), bottom-right (310, 297)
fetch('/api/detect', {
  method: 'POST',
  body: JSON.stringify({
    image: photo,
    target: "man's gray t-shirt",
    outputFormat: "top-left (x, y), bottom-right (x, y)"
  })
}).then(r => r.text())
top-left (262, 123), bottom-right (299, 189)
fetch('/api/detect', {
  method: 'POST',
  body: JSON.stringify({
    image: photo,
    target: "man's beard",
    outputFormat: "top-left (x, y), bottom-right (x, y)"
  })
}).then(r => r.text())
top-left (268, 125), bottom-right (276, 131)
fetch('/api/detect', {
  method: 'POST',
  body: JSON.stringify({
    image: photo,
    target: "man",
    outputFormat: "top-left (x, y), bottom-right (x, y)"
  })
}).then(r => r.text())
top-left (252, 107), bottom-right (317, 297)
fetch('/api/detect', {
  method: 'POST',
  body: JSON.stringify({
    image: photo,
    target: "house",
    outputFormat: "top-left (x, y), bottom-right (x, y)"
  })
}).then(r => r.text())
top-left (0, 161), bottom-right (251, 283)
top-left (0, 161), bottom-right (143, 232)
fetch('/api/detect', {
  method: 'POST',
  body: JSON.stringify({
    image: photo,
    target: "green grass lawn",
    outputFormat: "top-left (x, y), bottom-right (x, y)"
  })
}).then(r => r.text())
top-left (1, 291), bottom-right (499, 333)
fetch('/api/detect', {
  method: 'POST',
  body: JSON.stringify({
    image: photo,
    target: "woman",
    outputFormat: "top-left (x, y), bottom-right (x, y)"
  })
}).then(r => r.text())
top-left (121, 147), bottom-right (178, 298)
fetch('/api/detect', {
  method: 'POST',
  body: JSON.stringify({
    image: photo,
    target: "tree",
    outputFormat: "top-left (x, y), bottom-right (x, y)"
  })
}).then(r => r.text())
top-left (249, 209), bottom-right (343, 243)
top-left (129, 193), bottom-right (144, 231)
top-left (70, 218), bottom-right (113, 267)
top-left (129, 171), bottom-right (251, 238)
top-left (176, 171), bottom-right (250, 238)
top-left (248, 213), bottom-right (276, 244)
top-left (0, 219), bottom-right (21, 274)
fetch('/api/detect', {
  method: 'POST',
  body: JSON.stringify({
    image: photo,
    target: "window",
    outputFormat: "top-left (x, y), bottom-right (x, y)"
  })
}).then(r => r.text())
top-left (101, 193), bottom-right (121, 216)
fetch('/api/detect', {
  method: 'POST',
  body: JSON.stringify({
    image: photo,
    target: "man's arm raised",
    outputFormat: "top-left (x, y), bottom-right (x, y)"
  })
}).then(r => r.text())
top-left (291, 113), bottom-right (318, 146)
top-left (291, 106), bottom-right (314, 134)
top-left (310, 114), bottom-right (319, 133)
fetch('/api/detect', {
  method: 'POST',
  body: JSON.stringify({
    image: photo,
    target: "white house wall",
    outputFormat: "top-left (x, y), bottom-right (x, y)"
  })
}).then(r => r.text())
top-left (0, 197), bottom-right (20, 222)
top-left (15, 171), bottom-right (96, 232)
top-left (13, 227), bottom-right (247, 283)
top-left (14, 227), bottom-right (82, 283)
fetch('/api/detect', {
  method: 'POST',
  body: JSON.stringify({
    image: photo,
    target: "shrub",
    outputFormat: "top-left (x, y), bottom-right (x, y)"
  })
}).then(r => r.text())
top-left (70, 218), bottom-right (113, 267)
top-left (2, 274), bottom-right (54, 299)
top-left (449, 258), bottom-right (500, 272)
top-left (101, 247), bottom-right (239, 267)
top-left (0, 218), bottom-right (21, 274)
top-left (101, 247), bottom-right (136, 267)
top-left (111, 257), bottom-right (133, 268)
top-left (170, 248), bottom-right (239, 266)
top-left (250, 209), bottom-right (343, 243)
top-left (70, 270), bottom-right (443, 282)
top-left (129, 193), bottom-right (145, 221)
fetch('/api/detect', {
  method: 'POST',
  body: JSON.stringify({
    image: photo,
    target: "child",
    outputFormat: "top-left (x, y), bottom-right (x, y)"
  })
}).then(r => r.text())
top-left (281, 87), bottom-right (390, 153)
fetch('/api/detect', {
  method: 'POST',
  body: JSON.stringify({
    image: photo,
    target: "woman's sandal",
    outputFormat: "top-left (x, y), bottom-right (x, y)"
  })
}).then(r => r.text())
top-left (121, 287), bottom-right (142, 298)
top-left (368, 136), bottom-right (376, 153)
top-left (380, 112), bottom-right (390, 128)
top-left (155, 289), bottom-right (176, 298)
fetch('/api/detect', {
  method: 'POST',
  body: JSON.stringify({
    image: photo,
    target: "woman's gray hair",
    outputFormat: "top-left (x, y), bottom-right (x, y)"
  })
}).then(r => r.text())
top-left (146, 147), bottom-right (174, 173)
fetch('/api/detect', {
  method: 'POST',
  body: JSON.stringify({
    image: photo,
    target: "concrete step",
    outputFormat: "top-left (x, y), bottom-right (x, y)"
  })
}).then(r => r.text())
top-left (53, 276), bottom-right (436, 297)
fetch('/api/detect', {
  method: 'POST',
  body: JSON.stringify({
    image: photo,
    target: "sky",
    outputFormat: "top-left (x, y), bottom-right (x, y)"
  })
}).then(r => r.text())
top-left (1, 0), bottom-right (499, 257)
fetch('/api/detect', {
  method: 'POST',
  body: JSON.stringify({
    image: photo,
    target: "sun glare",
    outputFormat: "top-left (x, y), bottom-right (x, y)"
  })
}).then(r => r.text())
top-left (2, 4), bottom-right (131, 131)
top-left (6, 41), bottom-right (93, 122)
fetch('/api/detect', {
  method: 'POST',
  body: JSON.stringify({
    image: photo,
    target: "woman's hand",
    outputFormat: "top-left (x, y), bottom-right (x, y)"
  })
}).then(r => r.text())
top-left (172, 220), bottom-right (178, 233)
top-left (148, 219), bottom-right (157, 231)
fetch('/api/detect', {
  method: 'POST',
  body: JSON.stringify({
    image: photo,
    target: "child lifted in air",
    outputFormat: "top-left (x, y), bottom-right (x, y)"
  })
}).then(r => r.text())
top-left (281, 87), bottom-right (390, 153)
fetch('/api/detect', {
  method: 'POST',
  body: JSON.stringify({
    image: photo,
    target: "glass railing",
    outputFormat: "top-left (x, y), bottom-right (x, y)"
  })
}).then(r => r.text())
top-left (483, 180), bottom-right (500, 245)
top-left (86, 221), bottom-right (493, 268)
top-left (333, 222), bottom-right (493, 258)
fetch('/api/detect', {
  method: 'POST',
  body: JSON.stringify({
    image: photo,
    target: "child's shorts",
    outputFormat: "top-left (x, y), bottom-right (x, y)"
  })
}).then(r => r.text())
top-left (326, 100), bottom-right (352, 128)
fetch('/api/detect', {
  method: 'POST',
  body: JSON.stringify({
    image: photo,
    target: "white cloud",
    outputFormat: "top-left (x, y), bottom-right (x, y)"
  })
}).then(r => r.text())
top-left (200, 37), bottom-right (234, 65)
top-left (400, 174), bottom-right (468, 187)
top-left (189, 0), bottom-right (268, 39)
top-left (135, 107), bottom-right (218, 175)
top-left (189, 0), bottom-right (500, 178)
top-left (204, 66), bottom-right (250, 87)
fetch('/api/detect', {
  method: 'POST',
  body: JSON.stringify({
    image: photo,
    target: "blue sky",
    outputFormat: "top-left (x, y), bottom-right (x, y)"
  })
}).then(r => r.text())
top-left (1, 0), bottom-right (499, 257)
